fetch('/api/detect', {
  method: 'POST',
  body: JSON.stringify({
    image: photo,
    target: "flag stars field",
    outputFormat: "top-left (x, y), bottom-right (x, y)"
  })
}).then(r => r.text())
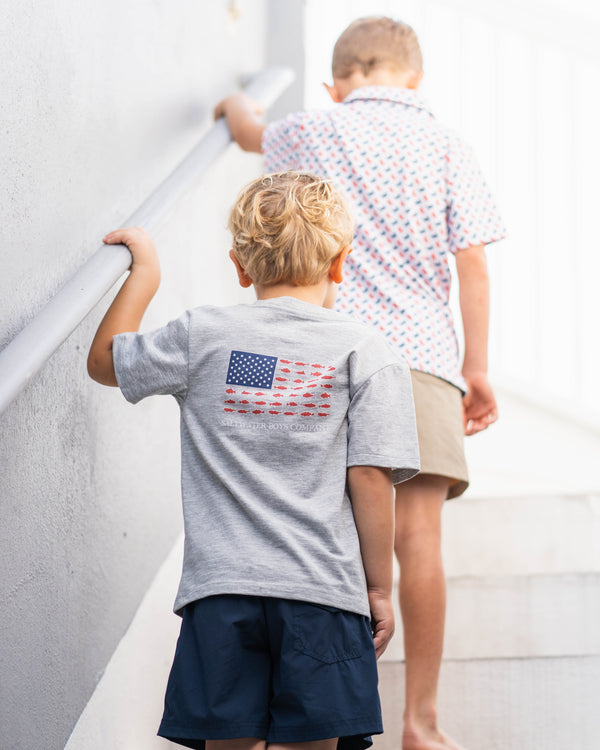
top-left (223, 350), bottom-right (337, 418)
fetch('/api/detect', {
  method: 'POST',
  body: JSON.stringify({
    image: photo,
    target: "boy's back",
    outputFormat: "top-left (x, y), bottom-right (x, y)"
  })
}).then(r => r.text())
top-left (262, 86), bottom-right (504, 390)
top-left (114, 297), bottom-right (419, 616)
top-left (88, 171), bottom-right (421, 750)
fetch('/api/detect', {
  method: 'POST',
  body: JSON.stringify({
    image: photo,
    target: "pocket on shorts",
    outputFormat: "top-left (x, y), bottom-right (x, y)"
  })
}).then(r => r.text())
top-left (293, 602), bottom-right (368, 664)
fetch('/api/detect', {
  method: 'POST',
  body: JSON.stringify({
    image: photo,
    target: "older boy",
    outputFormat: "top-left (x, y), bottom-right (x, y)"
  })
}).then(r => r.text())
top-left (215, 17), bottom-right (505, 750)
top-left (88, 171), bottom-right (420, 750)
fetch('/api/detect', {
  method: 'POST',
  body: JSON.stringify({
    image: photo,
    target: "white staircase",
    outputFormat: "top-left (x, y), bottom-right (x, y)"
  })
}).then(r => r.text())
top-left (375, 389), bottom-right (600, 749)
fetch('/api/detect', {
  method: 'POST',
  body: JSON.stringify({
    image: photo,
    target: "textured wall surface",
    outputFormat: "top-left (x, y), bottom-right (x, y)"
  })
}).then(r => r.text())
top-left (0, 2), bottom-right (276, 748)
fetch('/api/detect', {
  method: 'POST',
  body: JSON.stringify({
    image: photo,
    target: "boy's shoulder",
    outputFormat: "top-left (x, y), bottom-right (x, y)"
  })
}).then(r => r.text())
top-left (188, 297), bottom-right (380, 333)
top-left (186, 298), bottom-right (361, 336)
top-left (273, 89), bottom-right (471, 136)
top-left (187, 298), bottom-right (405, 368)
top-left (263, 90), bottom-right (471, 159)
top-left (263, 106), bottom-right (334, 142)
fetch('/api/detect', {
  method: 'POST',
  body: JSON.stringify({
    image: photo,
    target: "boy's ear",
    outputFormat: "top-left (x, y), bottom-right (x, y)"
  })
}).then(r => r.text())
top-left (407, 70), bottom-right (425, 90)
top-left (329, 246), bottom-right (352, 284)
top-left (323, 82), bottom-right (344, 104)
top-left (229, 250), bottom-right (253, 288)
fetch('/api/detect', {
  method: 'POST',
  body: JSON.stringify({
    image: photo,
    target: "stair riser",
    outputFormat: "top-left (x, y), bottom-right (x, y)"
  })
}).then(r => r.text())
top-left (376, 656), bottom-right (600, 750)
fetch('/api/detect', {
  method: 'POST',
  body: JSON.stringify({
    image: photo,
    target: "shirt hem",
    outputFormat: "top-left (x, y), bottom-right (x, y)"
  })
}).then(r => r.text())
top-left (113, 333), bottom-right (140, 404)
top-left (173, 581), bottom-right (370, 619)
top-left (347, 453), bottom-right (420, 467)
top-left (452, 231), bottom-right (507, 254)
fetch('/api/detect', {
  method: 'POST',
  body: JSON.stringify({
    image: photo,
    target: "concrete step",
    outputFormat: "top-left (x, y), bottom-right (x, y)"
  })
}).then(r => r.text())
top-left (385, 493), bottom-right (600, 661)
top-left (383, 572), bottom-right (600, 662)
top-left (381, 492), bottom-right (600, 748)
top-left (462, 387), bottom-right (600, 498)
top-left (440, 494), bottom-right (600, 578)
top-left (375, 655), bottom-right (600, 750)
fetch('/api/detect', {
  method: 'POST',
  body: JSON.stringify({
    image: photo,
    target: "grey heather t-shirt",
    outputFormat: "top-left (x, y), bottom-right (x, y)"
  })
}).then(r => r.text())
top-left (113, 296), bottom-right (420, 617)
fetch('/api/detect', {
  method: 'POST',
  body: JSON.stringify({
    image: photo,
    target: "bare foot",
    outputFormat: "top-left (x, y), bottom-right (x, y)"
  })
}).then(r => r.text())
top-left (403, 726), bottom-right (468, 750)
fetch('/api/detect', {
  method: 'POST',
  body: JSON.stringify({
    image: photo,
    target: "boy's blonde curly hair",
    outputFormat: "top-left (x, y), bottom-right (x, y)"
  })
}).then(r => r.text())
top-left (332, 16), bottom-right (423, 79)
top-left (228, 171), bottom-right (354, 286)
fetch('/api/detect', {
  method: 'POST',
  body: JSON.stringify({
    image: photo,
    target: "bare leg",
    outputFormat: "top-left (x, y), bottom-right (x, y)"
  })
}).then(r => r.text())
top-left (207, 739), bottom-right (266, 750)
top-left (206, 738), bottom-right (338, 750)
top-left (394, 474), bottom-right (467, 750)
top-left (269, 741), bottom-right (338, 750)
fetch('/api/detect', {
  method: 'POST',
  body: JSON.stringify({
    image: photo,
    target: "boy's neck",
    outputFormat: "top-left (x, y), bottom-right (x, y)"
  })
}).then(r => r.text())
top-left (329, 68), bottom-right (423, 103)
top-left (254, 281), bottom-right (331, 309)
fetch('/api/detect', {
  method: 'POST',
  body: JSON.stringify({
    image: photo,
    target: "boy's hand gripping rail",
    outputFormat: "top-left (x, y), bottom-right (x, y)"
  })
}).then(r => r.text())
top-left (0, 67), bottom-right (294, 415)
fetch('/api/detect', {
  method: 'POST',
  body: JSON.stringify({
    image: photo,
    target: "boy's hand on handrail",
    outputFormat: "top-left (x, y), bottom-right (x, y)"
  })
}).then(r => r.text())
top-left (103, 227), bottom-right (160, 277)
top-left (214, 92), bottom-right (265, 153)
top-left (87, 227), bottom-right (160, 387)
top-left (213, 92), bottom-right (264, 120)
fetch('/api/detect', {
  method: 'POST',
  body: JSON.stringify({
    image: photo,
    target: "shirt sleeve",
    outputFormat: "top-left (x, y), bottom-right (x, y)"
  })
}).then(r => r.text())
top-left (446, 133), bottom-right (507, 253)
top-left (112, 312), bottom-right (190, 404)
top-left (261, 113), bottom-right (304, 172)
top-left (347, 362), bottom-right (420, 484)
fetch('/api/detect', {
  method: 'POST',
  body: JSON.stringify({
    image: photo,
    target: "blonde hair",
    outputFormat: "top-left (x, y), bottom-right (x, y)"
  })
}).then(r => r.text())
top-left (332, 16), bottom-right (423, 79)
top-left (228, 171), bottom-right (354, 286)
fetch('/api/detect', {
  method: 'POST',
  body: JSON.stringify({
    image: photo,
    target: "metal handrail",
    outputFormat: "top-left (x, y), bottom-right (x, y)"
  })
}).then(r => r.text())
top-left (0, 67), bottom-right (294, 415)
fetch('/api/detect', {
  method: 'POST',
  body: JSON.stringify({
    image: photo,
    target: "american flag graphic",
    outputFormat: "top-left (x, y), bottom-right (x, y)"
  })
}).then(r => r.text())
top-left (223, 350), bottom-right (336, 418)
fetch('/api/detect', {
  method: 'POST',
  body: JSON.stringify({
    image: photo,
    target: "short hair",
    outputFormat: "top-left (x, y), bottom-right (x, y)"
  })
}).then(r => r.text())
top-left (332, 16), bottom-right (423, 79)
top-left (228, 171), bottom-right (354, 287)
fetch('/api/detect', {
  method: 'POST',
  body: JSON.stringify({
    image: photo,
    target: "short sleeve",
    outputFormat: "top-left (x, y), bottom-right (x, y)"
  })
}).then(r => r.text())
top-left (446, 133), bottom-right (507, 253)
top-left (112, 312), bottom-right (190, 404)
top-left (262, 113), bottom-right (304, 172)
top-left (347, 363), bottom-right (420, 484)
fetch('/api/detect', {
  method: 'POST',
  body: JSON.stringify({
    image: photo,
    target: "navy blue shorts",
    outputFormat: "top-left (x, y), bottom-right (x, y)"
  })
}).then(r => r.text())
top-left (158, 595), bottom-right (382, 750)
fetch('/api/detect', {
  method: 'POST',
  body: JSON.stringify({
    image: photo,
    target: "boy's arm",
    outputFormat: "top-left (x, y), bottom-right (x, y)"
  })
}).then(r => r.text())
top-left (455, 243), bottom-right (498, 435)
top-left (87, 228), bottom-right (160, 386)
top-left (214, 92), bottom-right (265, 153)
top-left (347, 465), bottom-right (395, 658)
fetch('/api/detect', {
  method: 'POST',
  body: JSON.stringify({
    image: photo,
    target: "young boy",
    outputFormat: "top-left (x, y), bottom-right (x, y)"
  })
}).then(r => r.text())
top-left (87, 171), bottom-right (421, 750)
top-left (214, 17), bottom-right (506, 750)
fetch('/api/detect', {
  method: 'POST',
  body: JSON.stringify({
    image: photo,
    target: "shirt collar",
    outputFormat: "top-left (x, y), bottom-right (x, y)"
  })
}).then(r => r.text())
top-left (342, 85), bottom-right (433, 115)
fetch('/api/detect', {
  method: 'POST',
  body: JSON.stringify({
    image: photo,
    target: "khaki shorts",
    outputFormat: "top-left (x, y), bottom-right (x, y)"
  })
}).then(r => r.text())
top-left (410, 370), bottom-right (469, 500)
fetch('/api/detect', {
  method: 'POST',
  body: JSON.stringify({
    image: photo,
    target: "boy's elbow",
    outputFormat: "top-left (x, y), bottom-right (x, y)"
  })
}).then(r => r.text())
top-left (87, 349), bottom-right (97, 378)
top-left (233, 122), bottom-right (265, 154)
top-left (86, 352), bottom-right (101, 382)
top-left (87, 349), bottom-right (117, 386)
top-left (240, 141), bottom-right (262, 154)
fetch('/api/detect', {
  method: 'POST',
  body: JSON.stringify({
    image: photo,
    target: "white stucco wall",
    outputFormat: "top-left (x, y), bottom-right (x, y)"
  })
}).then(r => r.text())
top-left (0, 2), bottom-right (296, 748)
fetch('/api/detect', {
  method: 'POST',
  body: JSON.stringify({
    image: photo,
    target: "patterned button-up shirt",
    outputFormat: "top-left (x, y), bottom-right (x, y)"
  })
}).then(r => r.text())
top-left (262, 86), bottom-right (505, 390)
